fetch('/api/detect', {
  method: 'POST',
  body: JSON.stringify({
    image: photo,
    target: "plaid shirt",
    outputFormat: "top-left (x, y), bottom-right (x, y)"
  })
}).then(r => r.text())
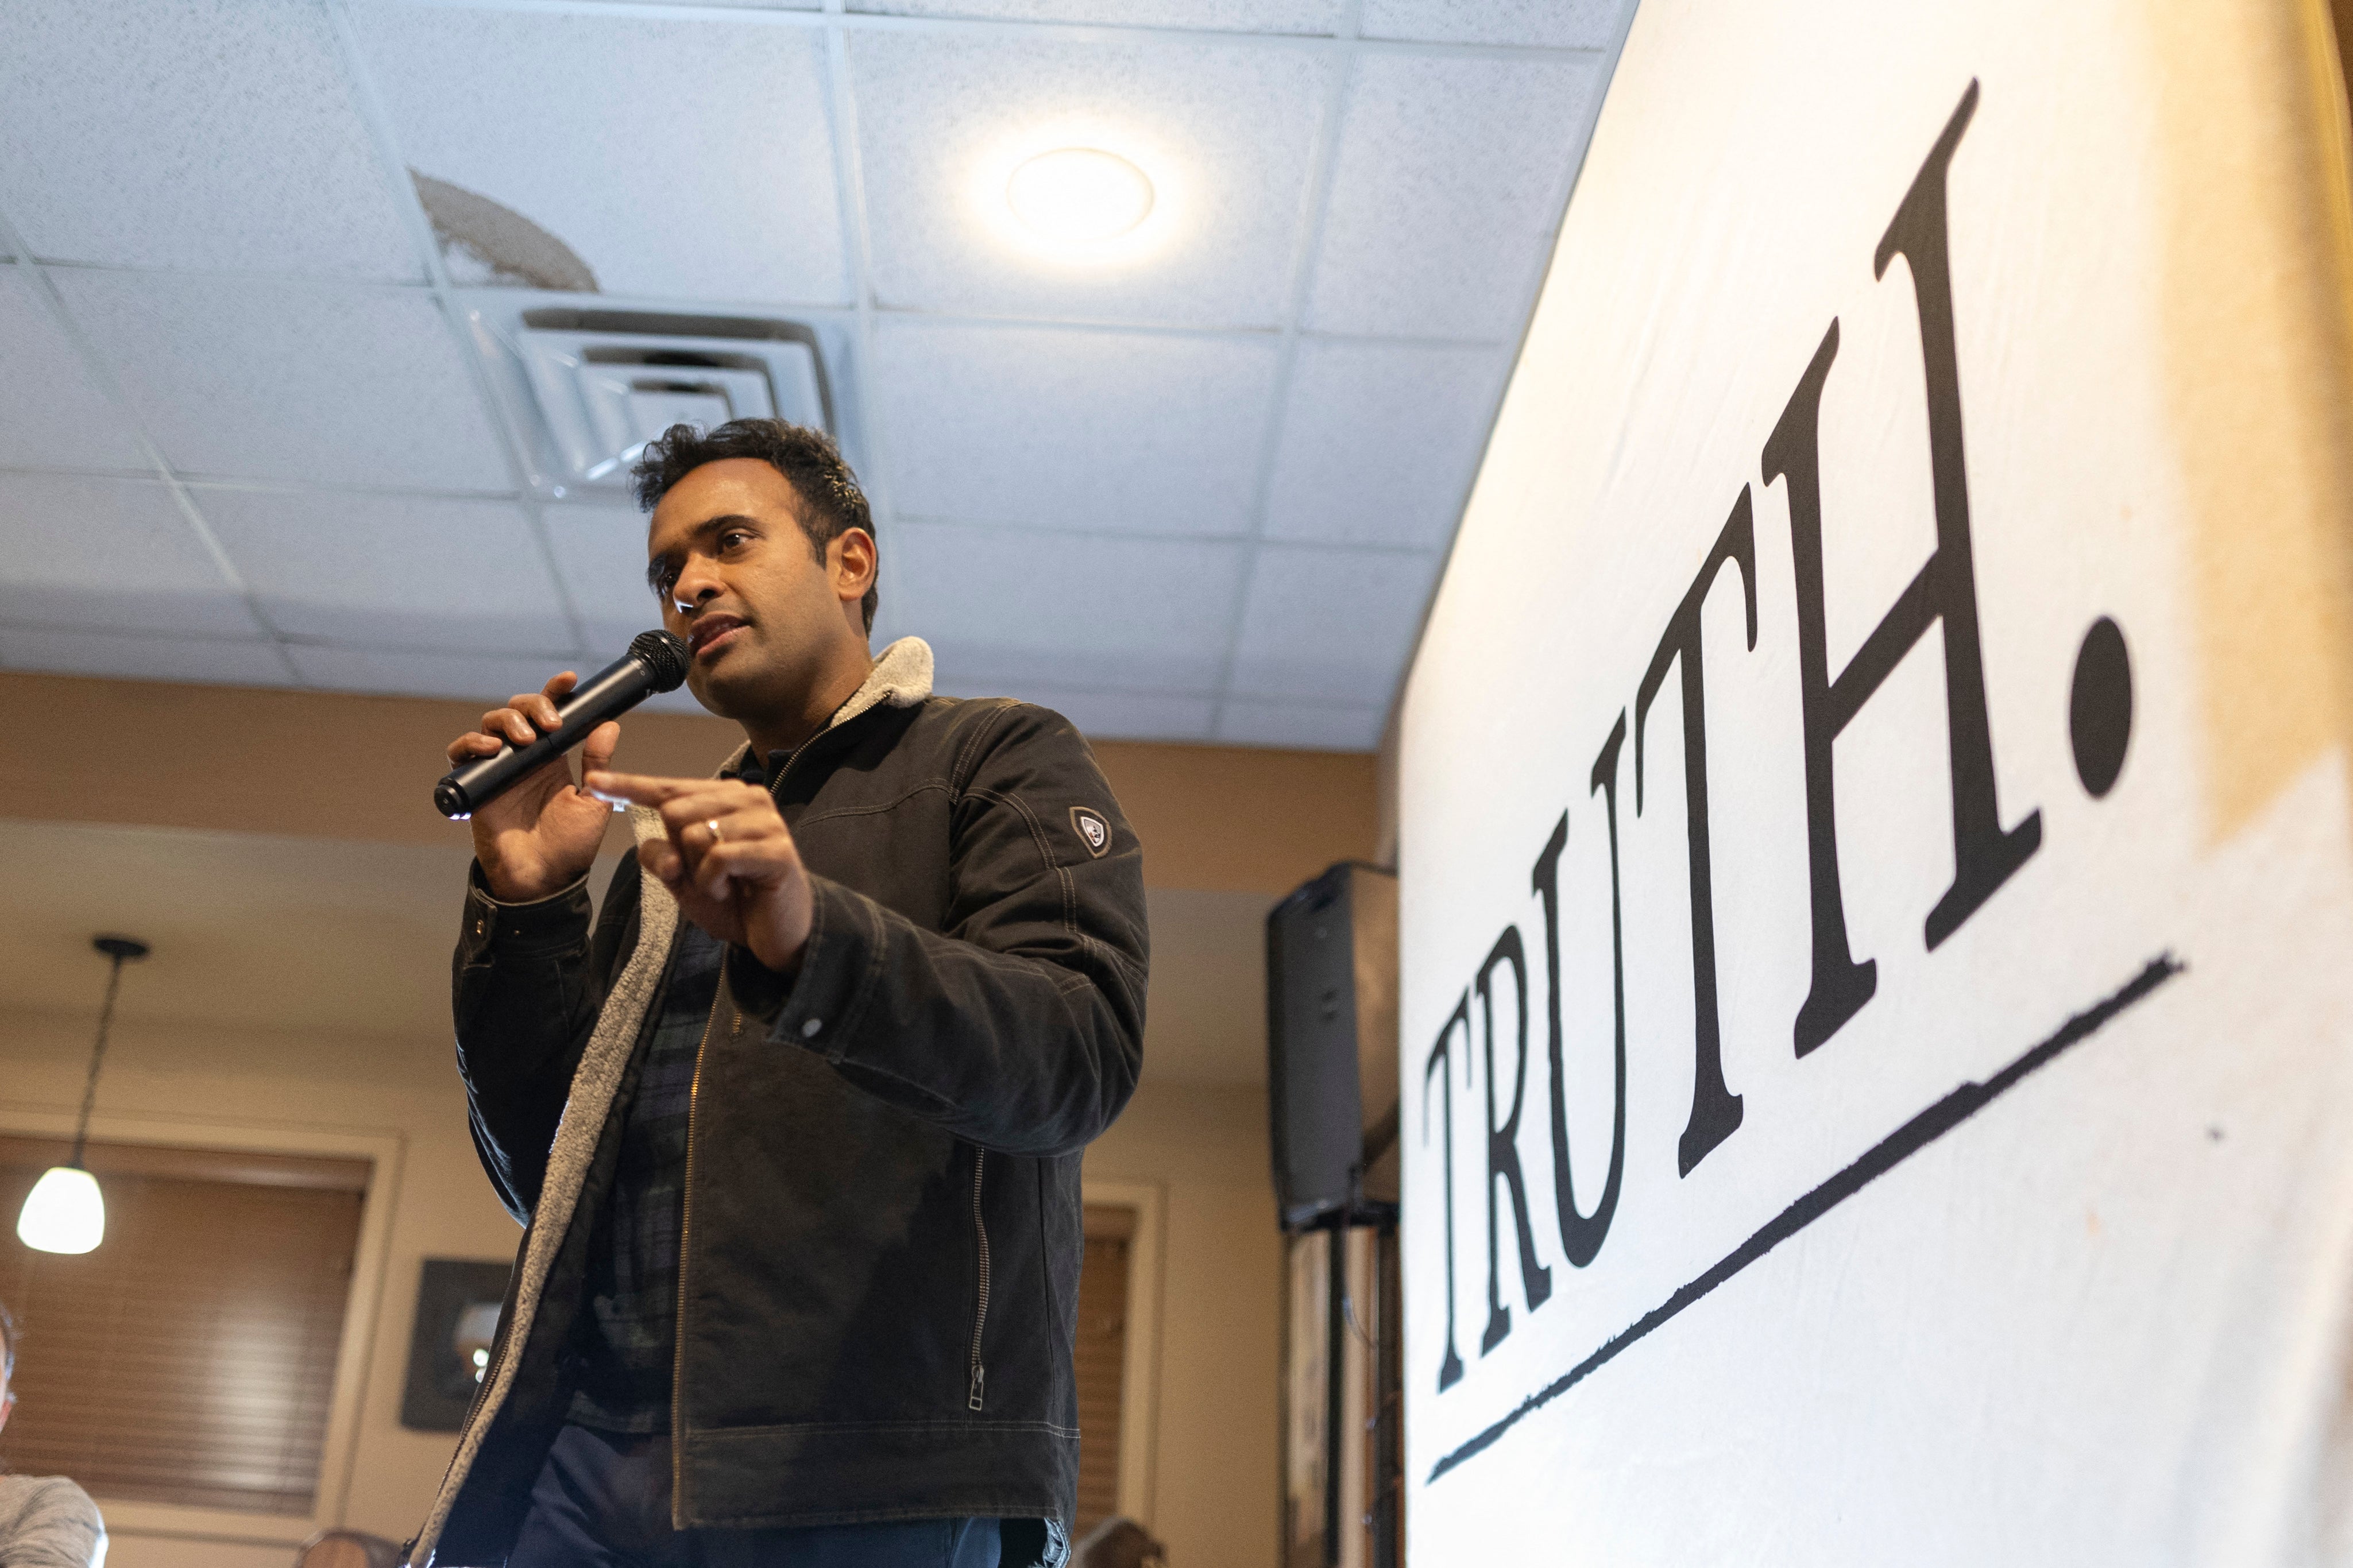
top-left (567, 754), bottom-right (774, 1434)
top-left (564, 918), bottom-right (722, 1433)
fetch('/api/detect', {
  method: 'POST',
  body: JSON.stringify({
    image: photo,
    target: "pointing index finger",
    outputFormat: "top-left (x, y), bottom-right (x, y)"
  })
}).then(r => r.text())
top-left (582, 771), bottom-right (697, 806)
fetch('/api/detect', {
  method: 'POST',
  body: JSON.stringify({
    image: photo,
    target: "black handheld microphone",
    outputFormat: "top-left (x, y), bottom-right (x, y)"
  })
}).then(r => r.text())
top-left (433, 630), bottom-right (691, 819)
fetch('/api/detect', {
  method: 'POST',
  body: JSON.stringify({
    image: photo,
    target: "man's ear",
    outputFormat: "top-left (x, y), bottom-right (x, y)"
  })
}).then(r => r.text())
top-left (830, 528), bottom-right (878, 604)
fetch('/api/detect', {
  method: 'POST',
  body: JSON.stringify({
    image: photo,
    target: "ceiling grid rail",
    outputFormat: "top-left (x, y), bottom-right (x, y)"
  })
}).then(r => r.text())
top-left (818, 0), bottom-right (906, 632)
top-left (369, 0), bottom-right (1610, 64)
top-left (1368, 0), bottom-right (1645, 751)
top-left (323, 0), bottom-right (600, 664)
top-left (889, 512), bottom-right (1439, 556)
top-left (1204, 0), bottom-right (1364, 740)
top-left (0, 209), bottom-right (306, 683)
top-left (0, 0), bottom-right (1624, 748)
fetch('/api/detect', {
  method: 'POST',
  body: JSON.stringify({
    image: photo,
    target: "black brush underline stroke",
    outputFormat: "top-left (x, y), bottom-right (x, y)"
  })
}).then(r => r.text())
top-left (1427, 951), bottom-right (2185, 1484)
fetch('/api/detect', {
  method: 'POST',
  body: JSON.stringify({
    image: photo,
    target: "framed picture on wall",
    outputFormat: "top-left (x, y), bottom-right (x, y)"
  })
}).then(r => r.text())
top-left (399, 1258), bottom-right (513, 1432)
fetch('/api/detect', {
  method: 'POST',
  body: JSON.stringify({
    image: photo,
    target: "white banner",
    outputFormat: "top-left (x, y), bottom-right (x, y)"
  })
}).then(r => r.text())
top-left (1397, 1), bottom-right (2353, 1562)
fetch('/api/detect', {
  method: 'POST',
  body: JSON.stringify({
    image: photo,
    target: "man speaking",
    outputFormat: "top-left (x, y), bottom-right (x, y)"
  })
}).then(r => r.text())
top-left (411, 420), bottom-right (1149, 1568)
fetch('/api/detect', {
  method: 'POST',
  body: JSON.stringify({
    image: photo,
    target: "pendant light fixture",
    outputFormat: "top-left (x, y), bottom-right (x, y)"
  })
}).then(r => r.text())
top-left (16, 935), bottom-right (148, 1256)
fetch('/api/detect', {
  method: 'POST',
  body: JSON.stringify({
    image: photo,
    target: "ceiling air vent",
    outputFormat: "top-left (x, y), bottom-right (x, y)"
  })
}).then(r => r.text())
top-left (477, 308), bottom-right (834, 493)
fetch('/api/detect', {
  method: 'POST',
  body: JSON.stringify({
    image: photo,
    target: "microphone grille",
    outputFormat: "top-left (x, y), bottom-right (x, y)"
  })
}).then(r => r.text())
top-left (630, 629), bottom-right (692, 692)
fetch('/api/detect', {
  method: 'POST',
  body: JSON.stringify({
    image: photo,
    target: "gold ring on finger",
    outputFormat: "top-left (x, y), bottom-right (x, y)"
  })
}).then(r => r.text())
top-left (705, 818), bottom-right (725, 845)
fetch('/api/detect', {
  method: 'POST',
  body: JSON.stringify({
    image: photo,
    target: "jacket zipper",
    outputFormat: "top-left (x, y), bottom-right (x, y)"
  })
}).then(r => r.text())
top-left (670, 725), bottom-right (859, 1520)
top-left (670, 950), bottom-right (725, 1527)
top-left (673, 740), bottom-right (814, 1520)
top-left (968, 1148), bottom-right (990, 1411)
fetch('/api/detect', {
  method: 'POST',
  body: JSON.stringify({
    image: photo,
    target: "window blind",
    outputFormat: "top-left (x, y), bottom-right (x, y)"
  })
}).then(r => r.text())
top-left (0, 1136), bottom-right (369, 1516)
top-left (1075, 1203), bottom-right (1135, 1536)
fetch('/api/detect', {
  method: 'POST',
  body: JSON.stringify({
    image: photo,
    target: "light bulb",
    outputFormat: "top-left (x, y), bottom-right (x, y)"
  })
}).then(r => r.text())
top-left (17, 1166), bottom-right (104, 1255)
top-left (1006, 148), bottom-right (1155, 245)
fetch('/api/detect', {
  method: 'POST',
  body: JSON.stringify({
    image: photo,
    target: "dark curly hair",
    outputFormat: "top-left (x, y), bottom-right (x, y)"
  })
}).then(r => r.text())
top-left (632, 419), bottom-right (878, 633)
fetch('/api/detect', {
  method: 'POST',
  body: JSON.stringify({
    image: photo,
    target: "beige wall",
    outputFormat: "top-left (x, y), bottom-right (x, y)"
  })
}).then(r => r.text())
top-left (1084, 1081), bottom-right (1282, 1568)
top-left (0, 1018), bottom-right (1280, 1568)
top-left (0, 672), bottom-right (1376, 897)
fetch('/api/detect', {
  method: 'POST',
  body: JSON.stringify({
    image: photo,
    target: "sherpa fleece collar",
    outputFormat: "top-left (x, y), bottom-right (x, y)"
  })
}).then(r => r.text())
top-left (836, 634), bottom-right (935, 724)
top-left (716, 635), bottom-right (935, 777)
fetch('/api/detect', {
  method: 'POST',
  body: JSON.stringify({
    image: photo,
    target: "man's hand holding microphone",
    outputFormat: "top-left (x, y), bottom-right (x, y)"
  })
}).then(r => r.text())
top-left (446, 668), bottom-right (626, 905)
top-left (441, 633), bottom-right (815, 977)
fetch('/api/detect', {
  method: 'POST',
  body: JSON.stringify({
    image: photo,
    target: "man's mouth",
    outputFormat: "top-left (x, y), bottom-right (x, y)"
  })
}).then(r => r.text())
top-left (689, 615), bottom-right (749, 660)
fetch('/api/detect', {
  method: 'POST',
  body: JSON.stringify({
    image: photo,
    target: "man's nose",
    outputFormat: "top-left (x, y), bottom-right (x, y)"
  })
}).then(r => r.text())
top-left (671, 555), bottom-right (725, 613)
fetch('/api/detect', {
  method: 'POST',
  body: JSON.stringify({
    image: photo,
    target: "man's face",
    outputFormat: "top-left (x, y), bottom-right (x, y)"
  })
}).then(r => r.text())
top-left (645, 459), bottom-right (863, 719)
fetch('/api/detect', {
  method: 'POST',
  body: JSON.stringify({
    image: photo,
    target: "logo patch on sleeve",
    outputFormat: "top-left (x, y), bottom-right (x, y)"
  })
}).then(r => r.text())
top-left (1069, 806), bottom-right (1112, 858)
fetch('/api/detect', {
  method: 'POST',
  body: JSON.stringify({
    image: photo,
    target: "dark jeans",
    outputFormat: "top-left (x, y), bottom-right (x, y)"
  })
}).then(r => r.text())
top-left (509, 1424), bottom-right (1004, 1568)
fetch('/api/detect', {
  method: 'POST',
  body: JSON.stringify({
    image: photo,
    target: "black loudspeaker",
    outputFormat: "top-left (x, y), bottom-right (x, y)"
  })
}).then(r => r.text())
top-left (1267, 861), bottom-right (1400, 1233)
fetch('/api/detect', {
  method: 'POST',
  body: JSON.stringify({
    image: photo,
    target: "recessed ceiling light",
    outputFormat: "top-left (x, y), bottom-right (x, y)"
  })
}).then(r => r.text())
top-left (1005, 148), bottom-right (1156, 245)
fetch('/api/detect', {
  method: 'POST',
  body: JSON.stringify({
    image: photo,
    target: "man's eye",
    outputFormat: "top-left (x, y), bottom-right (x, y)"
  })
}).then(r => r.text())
top-left (720, 529), bottom-right (752, 551)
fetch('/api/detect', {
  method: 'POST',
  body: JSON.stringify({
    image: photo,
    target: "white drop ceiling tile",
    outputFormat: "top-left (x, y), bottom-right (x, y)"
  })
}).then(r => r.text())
top-left (1264, 339), bottom-right (1506, 549)
top-left (354, 7), bottom-right (846, 305)
top-left (55, 272), bottom-right (512, 490)
top-left (1359, 0), bottom-right (1623, 48)
top-left (850, 29), bottom-right (1328, 326)
top-left (0, 627), bottom-right (293, 687)
top-left (540, 504), bottom-right (662, 653)
top-left (585, 0), bottom-right (819, 8)
top-left (874, 321), bottom-right (1277, 534)
top-left (1305, 52), bottom-right (1600, 339)
top-left (893, 521), bottom-right (1243, 691)
top-left (0, 0), bottom-right (419, 280)
top-left (285, 644), bottom-right (582, 705)
top-left (930, 681), bottom-right (1216, 744)
top-left (1228, 544), bottom-right (1438, 706)
top-left (0, 472), bottom-right (258, 637)
top-left (849, 0), bottom-right (1342, 31)
top-left (1215, 699), bottom-right (1383, 751)
top-left (0, 268), bottom-right (146, 471)
top-left (195, 489), bottom-right (573, 654)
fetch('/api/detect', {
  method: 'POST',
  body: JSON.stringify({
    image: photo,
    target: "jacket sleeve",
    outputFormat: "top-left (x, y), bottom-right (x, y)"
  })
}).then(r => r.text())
top-left (729, 702), bottom-right (1149, 1157)
top-left (451, 858), bottom-right (636, 1221)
